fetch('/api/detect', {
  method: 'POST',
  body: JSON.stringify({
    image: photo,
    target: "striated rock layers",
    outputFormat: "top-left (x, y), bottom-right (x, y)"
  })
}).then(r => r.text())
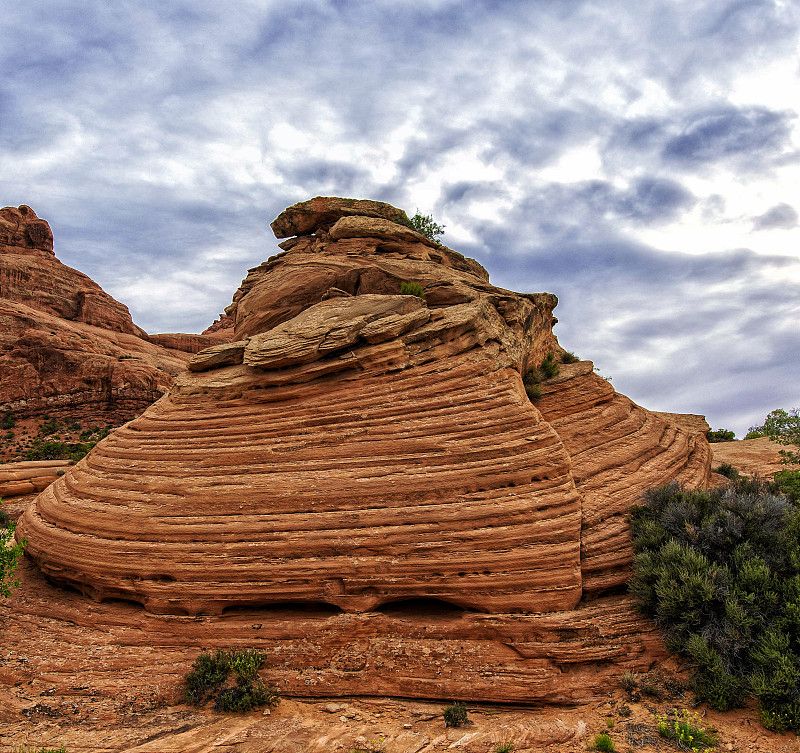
top-left (0, 205), bottom-right (224, 420)
top-left (20, 196), bottom-right (711, 629)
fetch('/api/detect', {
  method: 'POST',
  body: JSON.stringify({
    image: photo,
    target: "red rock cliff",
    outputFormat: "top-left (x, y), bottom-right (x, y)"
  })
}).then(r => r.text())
top-left (0, 205), bottom-right (223, 420)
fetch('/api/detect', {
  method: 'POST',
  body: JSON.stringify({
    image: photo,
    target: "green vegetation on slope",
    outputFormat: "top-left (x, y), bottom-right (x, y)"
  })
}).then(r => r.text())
top-left (630, 478), bottom-right (800, 731)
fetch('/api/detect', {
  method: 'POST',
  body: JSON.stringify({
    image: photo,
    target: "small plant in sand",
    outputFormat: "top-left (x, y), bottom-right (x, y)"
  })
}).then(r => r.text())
top-left (591, 732), bottom-right (616, 751)
top-left (655, 708), bottom-right (718, 752)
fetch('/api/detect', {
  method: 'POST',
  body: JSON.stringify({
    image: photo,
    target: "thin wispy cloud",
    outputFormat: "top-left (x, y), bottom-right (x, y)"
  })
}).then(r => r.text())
top-left (1, 0), bottom-right (798, 436)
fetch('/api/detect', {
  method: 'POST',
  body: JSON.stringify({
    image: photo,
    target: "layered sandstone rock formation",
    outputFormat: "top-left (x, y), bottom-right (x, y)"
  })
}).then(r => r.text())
top-left (19, 197), bottom-right (711, 626)
top-left (0, 205), bottom-right (224, 420)
top-left (0, 459), bottom-right (71, 499)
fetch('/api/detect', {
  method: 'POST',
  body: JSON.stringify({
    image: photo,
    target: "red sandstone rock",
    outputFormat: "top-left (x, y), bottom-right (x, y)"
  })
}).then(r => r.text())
top-left (0, 205), bottom-right (210, 421)
top-left (0, 460), bottom-right (72, 497)
top-left (270, 196), bottom-right (409, 238)
top-left (146, 331), bottom-right (231, 354)
top-left (19, 197), bottom-right (711, 630)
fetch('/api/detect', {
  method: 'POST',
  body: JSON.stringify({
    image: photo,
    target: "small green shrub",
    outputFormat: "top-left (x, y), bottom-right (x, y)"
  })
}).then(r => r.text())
top-left (744, 430), bottom-right (765, 439)
top-left (185, 648), bottom-right (277, 713)
top-left (213, 680), bottom-right (278, 712)
top-left (540, 352), bottom-right (560, 379)
top-left (442, 701), bottom-right (469, 727)
top-left (399, 281), bottom-right (425, 299)
top-left (561, 351), bottom-right (580, 364)
top-left (713, 463), bottom-right (739, 480)
top-left (1, 411), bottom-right (15, 430)
top-left (406, 210), bottom-right (445, 241)
top-left (494, 743), bottom-right (514, 753)
top-left (184, 648), bottom-right (231, 705)
top-left (592, 732), bottom-right (615, 752)
top-left (707, 428), bottom-right (736, 442)
top-left (655, 709), bottom-right (717, 751)
top-left (524, 383), bottom-right (541, 401)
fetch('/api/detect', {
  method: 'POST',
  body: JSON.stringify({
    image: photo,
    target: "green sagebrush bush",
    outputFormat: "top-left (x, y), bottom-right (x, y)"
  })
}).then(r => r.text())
top-left (629, 479), bottom-right (800, 730)
top-left (184, 648), bottom-right (279, 713)
top-left (442, 701), bottom-right (469, 727)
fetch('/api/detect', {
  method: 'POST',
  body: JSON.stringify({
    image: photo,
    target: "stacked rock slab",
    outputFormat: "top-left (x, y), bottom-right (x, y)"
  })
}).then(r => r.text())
top-left (20, 197), bottom-right (711, 623)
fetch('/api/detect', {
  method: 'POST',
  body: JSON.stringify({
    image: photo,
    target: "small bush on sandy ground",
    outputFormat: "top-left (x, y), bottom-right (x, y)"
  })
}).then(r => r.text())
top-left (655, 708), bottom-right (718, 752)
top-left (591, 732), bottom-right (615, 751)
top-left (443, 701), bottom-right (469, 727)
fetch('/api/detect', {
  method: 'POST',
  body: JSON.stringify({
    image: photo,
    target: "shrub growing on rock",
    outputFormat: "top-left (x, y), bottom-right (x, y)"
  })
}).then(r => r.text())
top-left (399, 281), bottom-right (425, 299)
top-left (406, 210), bottom-right (445, 241)
top-left (630, 479), bottom-right (800, 730)
top-left (540, 352), bottom-right (560, 379)
top-left (713, 462), bottom-right (739, 480)
top-left (185, 648), bottom-right (279, 713)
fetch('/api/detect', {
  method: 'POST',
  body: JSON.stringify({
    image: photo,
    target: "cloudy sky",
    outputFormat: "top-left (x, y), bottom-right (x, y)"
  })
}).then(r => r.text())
top-left (2, 0), bottom-right (799, 437)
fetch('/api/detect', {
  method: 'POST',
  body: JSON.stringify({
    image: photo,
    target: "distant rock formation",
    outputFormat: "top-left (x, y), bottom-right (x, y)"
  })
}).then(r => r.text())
top-left (20, 197), bottom-right (711, 622)
top-left (0, 205), bottom-right (226, 421)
